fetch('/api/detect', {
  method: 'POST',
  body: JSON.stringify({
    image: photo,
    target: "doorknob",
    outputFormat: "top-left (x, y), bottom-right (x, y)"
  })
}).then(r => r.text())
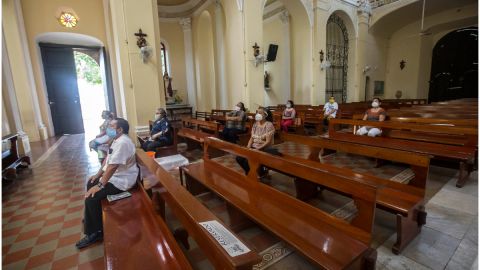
top-left (49, 101), bottom-right (55, 105)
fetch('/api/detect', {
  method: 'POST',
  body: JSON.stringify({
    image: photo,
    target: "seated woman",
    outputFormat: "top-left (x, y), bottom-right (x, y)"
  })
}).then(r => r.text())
top-left (222, 102), bottom-right (247, 143)
top-left (356, 97), bottom-right (386, 137)
top-left (142, 108), bottom-right (173, 152)
top-left (323, 96), bottom-right (339, 130)
top-left (280, 100), bottom-right (296, 132)
top-left (236, 107), bottom-right (279, 176)
top-left (89, 110), bottom-right (115, 163)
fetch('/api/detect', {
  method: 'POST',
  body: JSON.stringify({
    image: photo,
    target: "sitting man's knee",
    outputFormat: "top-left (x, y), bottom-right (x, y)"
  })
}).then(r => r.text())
top-left (367, 128), bottom-right (381, 137)
top-left (356, 127), bottom-right (368, 135)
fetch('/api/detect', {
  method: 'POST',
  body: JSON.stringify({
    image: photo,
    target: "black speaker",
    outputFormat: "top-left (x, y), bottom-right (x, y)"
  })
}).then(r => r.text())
top-left (266, 44), bottom-right (278, 62)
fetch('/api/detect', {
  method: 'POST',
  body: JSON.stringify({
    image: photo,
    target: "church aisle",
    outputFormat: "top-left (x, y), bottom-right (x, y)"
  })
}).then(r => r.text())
top-left (2, 134), bottom-right (103, 270)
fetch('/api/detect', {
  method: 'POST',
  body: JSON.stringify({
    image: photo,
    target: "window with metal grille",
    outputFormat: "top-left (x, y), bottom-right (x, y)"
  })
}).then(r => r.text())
top-left (326, 14), bottom-right (349, 103)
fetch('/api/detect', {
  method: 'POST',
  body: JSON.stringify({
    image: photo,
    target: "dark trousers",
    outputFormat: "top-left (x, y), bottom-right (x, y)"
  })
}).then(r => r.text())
top-left (222, 128), bottom-right (244, 143)
top-left (142, 139), bottom-right (171, 152)
top-left (84, 179), bottom-right (122, 235)
top-left (235, 146), bottom-right (281, 175)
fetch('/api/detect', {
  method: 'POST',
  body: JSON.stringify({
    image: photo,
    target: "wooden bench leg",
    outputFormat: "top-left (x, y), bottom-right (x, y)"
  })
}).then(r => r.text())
top-left (456, 161), bottom-right (472, 188)
top-left (185, 174), bottom-right (210, 196)
top-left (174, 228), bottom-right (190, 250)
top-left (294, 178), bottom-right (318, 201)
top-left (152, 191), bottom-right (166, 219)
top-left (226, 203), bottom-right (254, 233)
top-left (347, 247), bottom-right (376, 270)
top-left (392, 206), bottom-right (426, 255)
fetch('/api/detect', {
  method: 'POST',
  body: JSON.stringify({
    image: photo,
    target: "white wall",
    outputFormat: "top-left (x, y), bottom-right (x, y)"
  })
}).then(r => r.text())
top-left (263, 17), bottom-right (287, 106)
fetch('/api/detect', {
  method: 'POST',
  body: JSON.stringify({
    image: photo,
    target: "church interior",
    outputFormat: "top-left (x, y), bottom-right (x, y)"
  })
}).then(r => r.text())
top-left (1, 0), bottom-right (479, 269)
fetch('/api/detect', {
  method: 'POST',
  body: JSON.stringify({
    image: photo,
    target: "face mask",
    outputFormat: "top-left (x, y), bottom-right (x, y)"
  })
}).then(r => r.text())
top-left (234, 106), bottom-right (241, 111)
top-left (154, 114), bottom-right (161, 121)
top-left (286, 103), bottom-right (291, 108)
top-left (372, 101), bottom-right (379, 108)
top-left (329, 99), bottom-right (335, 104)
top-left (106, 127), bottom-right (117, 138)
top-left (255, 113), bottom-right (263, 122)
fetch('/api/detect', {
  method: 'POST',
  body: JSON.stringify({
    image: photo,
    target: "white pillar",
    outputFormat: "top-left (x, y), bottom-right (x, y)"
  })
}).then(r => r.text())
top-left (2, 35), bottom-right (31, 155)
top-left (180, 17), bottom-right (197, 111)
top-left (215, 1), bottom-right (228, 109)
top-left (354, 12), bottom-right (369, 102)
top-left (279, 10), bottom-right (291, 101)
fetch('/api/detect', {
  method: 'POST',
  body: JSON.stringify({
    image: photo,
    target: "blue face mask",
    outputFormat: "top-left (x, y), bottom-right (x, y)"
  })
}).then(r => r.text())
top-left (106, 127), bottom-right (117, 138)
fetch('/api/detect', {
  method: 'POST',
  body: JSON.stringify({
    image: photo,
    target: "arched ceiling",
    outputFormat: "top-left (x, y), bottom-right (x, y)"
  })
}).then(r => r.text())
top-left (370, 0), bottom-right (477, 37)
top-left (157, 0), bottom-right (207, 18)
top-left (157, 0), bottom-right (190, 6)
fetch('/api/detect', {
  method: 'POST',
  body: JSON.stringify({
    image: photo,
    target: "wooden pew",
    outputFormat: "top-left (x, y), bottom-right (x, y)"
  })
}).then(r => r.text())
top-left (328, 118), bottom-right (476, 187)
top-left (102, 183), bottom-right (192, 270)
top-left (279, 132), bottom-right (429, 253)
top-left (181, 137), bottom-right (378, 270)
top-left (194, 111), bottom-right (211, 121)
top-left (136, 150), bottom-right (261, 269)
top-left (351, 114), bottom-right (478, 146)
top-left (182, 118), bottom-right (220, 136)
top-left (2, 134), bottom-right (30, 181)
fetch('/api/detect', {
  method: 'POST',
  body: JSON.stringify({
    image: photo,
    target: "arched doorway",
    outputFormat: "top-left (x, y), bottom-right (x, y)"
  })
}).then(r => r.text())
top-left (326, 13), bottom-right (349, 103)
top-left (428, 27), bottom-right (478, 102)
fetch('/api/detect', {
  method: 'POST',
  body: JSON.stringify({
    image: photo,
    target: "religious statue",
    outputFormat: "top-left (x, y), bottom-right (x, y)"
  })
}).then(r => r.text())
top-left (264, 71), bottom-right (270, 89)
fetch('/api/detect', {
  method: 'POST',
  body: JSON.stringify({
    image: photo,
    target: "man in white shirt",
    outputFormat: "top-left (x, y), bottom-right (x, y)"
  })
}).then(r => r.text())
top-left (76, 118), bottom-right (138, 249)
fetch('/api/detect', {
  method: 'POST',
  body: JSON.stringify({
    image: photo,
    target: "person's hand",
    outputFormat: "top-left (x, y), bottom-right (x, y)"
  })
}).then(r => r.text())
top-left (85, 185), bottom-right (101, 198)
top-left (88, 175), bottom-right (99, 183)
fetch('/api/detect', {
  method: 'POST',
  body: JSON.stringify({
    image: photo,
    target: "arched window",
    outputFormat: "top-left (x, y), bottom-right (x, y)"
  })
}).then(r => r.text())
top-left (326, 13), bottom-right (349, 103)
top-left (160, 42), bottom-right (170, 76)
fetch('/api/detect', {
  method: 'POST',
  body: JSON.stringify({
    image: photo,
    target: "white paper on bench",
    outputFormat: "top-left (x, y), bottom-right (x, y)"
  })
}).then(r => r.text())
top-left (199, 220), bottom-right (251, 257)
top-left (155, 154), bottom-right (189, 171)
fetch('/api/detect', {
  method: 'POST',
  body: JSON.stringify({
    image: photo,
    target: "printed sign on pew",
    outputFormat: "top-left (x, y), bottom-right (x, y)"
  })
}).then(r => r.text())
top-left (199, 220), bottom-right (251, 257)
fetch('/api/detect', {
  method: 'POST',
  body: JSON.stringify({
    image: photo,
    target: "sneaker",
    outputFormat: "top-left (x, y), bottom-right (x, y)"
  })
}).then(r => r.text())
top-left (76, 231), bottom-right (103, 249)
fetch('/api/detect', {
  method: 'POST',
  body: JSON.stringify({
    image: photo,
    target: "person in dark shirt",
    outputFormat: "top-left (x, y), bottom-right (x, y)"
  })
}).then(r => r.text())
top-left (356, 97), bottom-right (386, 137)
top-left (142, 108), bottom-right (173, 151)
top-left (221, 102), bottom-right (247, 143)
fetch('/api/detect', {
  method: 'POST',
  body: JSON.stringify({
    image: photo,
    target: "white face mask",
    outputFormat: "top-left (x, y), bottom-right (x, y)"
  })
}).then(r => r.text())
top-left (286, 103), bottom-right (291, 108)
top-left (255, 113), bottom-right (263, 122)
top-left (372, 101), bottom-right (379, 108)
top-left (234, 106), bottom-right (240, 111)
top-left (155, 114), bottom-right (161, 120)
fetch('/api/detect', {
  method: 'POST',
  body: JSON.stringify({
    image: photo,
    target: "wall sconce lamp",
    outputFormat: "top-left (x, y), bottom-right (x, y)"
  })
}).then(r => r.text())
top-left (319, 50), bottom-right (324, 63)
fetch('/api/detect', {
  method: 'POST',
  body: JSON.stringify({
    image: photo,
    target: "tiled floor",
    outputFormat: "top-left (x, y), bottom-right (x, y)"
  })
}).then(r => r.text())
top-left (2, 134), bottom-right (478, 270)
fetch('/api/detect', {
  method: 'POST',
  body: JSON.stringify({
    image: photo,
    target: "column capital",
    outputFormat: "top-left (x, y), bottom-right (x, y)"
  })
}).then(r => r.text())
top-left (279, 10), bottom-right (289, 24)
top-left (215, 0), bottom-right (222, 8)
top-left (179, 17), bottom-right (191, 31)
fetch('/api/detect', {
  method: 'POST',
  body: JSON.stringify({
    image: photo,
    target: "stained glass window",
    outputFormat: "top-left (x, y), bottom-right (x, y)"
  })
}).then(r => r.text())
top-left (59, 12), bottom-right (78, 28)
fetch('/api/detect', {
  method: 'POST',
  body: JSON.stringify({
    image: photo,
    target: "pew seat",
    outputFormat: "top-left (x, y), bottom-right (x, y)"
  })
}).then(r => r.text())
top-left (181, 137), bottom-right (378, 270)
top-left (102, 184), bottom-right (192, 270)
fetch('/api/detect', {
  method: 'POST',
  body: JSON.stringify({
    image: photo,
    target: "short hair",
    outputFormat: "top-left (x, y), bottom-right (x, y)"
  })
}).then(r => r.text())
top-left (157, 108), bottom-right (167, 116)
top-left (237, 102), bottom-right (246, 112)
top-left (257, 107), bottom-right (273, 122)
top-left (114, 117), bottom-right (130, 134)
top-left (372, 97), bottom-right (381, 103)
top-left (287, 100), bottom-right (294, 107)
top-left (329, 96), bottom-right (335, 99)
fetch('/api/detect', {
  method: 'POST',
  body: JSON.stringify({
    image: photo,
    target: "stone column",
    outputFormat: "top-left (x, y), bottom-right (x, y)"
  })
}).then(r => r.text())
top-left (279, 10), bottom-right (291, 101)
top-left (179, 17), bottom-right (197, 111)
top-left (108, 0), bottom-right (164, 140)
top-left (354, 12), bottom-right (370, 101)
top-left (243, 0), bottom-right (264, 110)
top-left (2, 35), bottom-right (31, 155)
top-left (313, 2), bottom-right (329, 105)
top-left (215, 1), bottom-right (228, 109)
